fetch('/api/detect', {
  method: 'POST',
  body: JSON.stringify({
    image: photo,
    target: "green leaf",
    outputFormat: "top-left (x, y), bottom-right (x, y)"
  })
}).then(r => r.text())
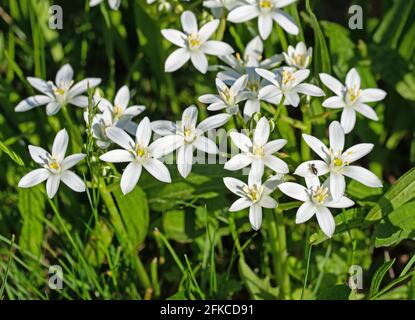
top-left (238, 258), bottom-right (279, 300)
top-left (85, 219), bottom-right (114, 266)
top-left (0, 141), bottom-right (24, 166)
top-left (365, 167), bottom-right (415, 223)
top-left (317, 285), bottom-right (351, 300)
top-left (369, 259), bottom-right (395, 298)
top-left (162, 210), bottom-right (201, 243)
top-left (373, 0), bottom-right (414, 49)
top-left (17, 187), bottom-right (45, 258)
top-left (396, 73), bottom-right (415, 101)
top-left (113, 186), bottom-right (149, 249)
top-left (306, 0), bottom-right (331, 75)
top-left (374, 201), bottom-right (415, 247)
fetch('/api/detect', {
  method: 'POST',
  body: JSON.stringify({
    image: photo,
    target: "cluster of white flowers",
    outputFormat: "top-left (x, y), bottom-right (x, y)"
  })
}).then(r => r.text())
top-left (16, 3), bottom-right (386, 238)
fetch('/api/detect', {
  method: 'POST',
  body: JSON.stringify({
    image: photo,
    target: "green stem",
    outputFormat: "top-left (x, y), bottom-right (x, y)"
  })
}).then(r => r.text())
top-left (272, 208), bottom-right (291, 299)
top-left (301, 102), bottom-right (312, 161)
top-left (301, 240), bottom-right (312, 300)
top-left (273, 96), bottom-right (286, 122)
top-left (267, 211), bottom-right (282, 289)
top-left (276, 25), bottom-right (288, 52)
top-left (61, 106), bottom-right (83, 150)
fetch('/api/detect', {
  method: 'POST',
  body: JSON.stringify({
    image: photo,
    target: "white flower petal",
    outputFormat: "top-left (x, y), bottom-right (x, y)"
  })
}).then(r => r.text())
top-left (294, 160), bottom-right (329, 177)
top-left (223, 177), bottom-right (246, 196)
top-left (354, 103), bottom-right (379, 121)
top-left (28, 145), bottom-right (50, 164)
top-left (165, 48), bottom-right (190, 72)
top-left (120, 162), bottom-right (142, 195)
top-left (143, 158), bottom-right (171, 183)
top-left (295, 83), bottom-right (325, 97)
top-left (68, 96), bottom-right (88, 108)
top-left (329, 121), bottom-right (345, 153)
top-left (198, 19), bottom-right (219, 42)
top-left (198, 94), bottom-right (221, 104)
top-left (315, 206), bottom-right (335, 238)
top-left (177, 144), bottom-right (194, 178)
top-left (106, 127), bottom-right (135, 150)
top-left (68, 78), bottom-right (101, 99)
top-left (325, 196), bottom-right (354, 209)
top-left (60, 171), bottom-right (86, 192)
top-left (18, 168), bottom-right (50, 188)
top-left (151, 120), bottom-right (178, 136)
top-left (15, 95), bottom-right (52, 112)
top-left (345, 68), bottom-right (361, 89)
top-left (230, 132), bottom-right (252, 152)
top-left (100, 149), bottom-right (134, 163)
top-left (46, 174), bottom-right (61, 199)
top-left (259, 195), bottom-right (277, 209)
top-left (135, 117), bottom-right (152, 147)
top-left (359, 89), bottom-right (386, 103)
top-left (264, 139), bottom-right (287, 154)
top-left (302, 134), bottom-right (330, 162)
top-left (182, 105), bottom-right (199, 128)
top-left (340, 107), bottom-right (356, 134)
top-left (61, 153), bottom-right (86, 170)
top-left (27, 77), bottom-right (53, 96)
top-left (230, 74), bottom-right (248, 93)
top-left (329, 172), bottom-right (345, 201)
top-left (52, 129), bottom-right (69, 162)
top-left (181, 10), bottom-right (198, 34)
top-left (319, 73), bottom-right (344, 96)
top-left (224, 154), bottom-right (253, 171)
top-left (295, 201), bottom-right (316, 224)
top-left (243, 99), bottom-right (260, 119)
top-left (278, 182), bottom-right (309, 202)
top-left (46, 102), bottom-right (61, 115)
top-left (114, 85), bottom-right (130, 109)
top-left (229, 197), bottom-right (252, 211)
top-left (284, 92), bottom-right (300, 107)
top-left (263, 155), bottom-right (289, 174)
top-left (193, 136), bottom-right (218, 154)
top-left (149, 135), bottom-right (183, 158)
top-left (55, 64), bottom-right (73, 87)
top-left (343, 143), bottom-right (373, 164)
top-left (342, 165), bottom-right (382, 188)
top-left (322, 96), bottom-right (345, 109)
top-left (161, 29), bottom-right (186, 47)
top-left (249, 204), bottom-right (262, 230)
top-left (227, 5), bottom-right (259, 23)
top-left (255, 68), bottom-right (279, 86)
top-left (190, 51), bottom-right (208, 74)
top-left (272, 10), bottom-right (299, 35)
top-left (258, 15), bottom-right (273, 40)
top-left (253, 117), bottom-right (269, 146)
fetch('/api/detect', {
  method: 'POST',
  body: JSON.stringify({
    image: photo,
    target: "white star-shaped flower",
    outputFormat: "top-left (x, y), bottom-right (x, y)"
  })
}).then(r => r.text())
top-left (18, 129), bottom-right (86, 198)
top-left (15, 64), bottom-right (101, 116)
top-left (161, 10), bottom-right (234, 74)
top-left (152, 105), bottom-right (231, 178)
top-left (224, 174), bottom-right (278, 230)
top-left (199, 75), bottom-right (248, 115)
top-left (279, 177), bottom-right (354, 237)
top-left (225, 117), bottom-right (288, 179)
top-left (295, 121), bottom-right (383, 201)
top-left (227, 0), bottom-right (299, 40)
top-left (90, 0), bottom-right (121, 10)
top-left (283, 42), bottom-right (312, 69)
top-left (256, 67), bottom-right (325, 107)
top-left (100, 117), bottom-right (177, 195)
top-left (319, 68), bottom-right (387, 133)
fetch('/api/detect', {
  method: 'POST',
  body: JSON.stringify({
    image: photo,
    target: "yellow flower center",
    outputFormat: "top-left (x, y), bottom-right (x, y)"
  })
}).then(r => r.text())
top-left (252, 144), bottom-right (265, 157)
top-left (219, 87), bottom-right (234, 105)
top-left (333, 157), bottom-right (343, 167)
top-left (282, 70), bottom-right (295, 85)
top-left (135, 145), bottom-right (147, 158)
top-left (293, 54), bottom-right (305, 67)
top-left (54, 88), bottom-right (65, 96)
top-left (243, 184), bottom-right (261, 202)
top-left (259, 0), bottom-right (272, 9)
top-left (113, 105), bottom-right (123, 119)
top-left (347, 87), bottom-right (361, 102)
top-left (188, 34), bottom-right (201, 49)
top-left (183, 127), bottom-right (193, 138)
top-left (313, 186), bottom-right (329, 204)
top-left (247, 80), bottom-right (259, 92)
top-left (48, 159), bottom-right (60, 171)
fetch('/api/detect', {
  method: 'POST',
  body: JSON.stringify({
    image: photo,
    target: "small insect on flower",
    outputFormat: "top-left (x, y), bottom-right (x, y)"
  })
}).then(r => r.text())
top-left (15, 64), bottom-right (101, 116)
top-left (309, 163), bottom-right (318, 175)
top-left (18, 129), bottom-right (86, 199)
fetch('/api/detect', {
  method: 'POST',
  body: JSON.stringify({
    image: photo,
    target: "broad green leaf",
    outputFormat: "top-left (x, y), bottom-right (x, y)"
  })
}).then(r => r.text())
top-left (306, 0), bottom-right (331, 75)
top-left (369, 259), bottom-right (395, 298)
top-left (162, 210), bottom-right (201, 243)
top-left (113, 185), bottom-right (149, 249)
top-left (85, 219), bottom-right (114, 266)
top-left (238, 258), bottom-right (279, 300)
top-left (374, 201), bottom-right (415, 247)
top-left (365, 167), bottom-right (415, 222)
top-left (17, 187), bottom-right (44, 258)
top-left (396, 73), bottom-right (415, 101)
top-left (317, 285), bottom-right (351, 300)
